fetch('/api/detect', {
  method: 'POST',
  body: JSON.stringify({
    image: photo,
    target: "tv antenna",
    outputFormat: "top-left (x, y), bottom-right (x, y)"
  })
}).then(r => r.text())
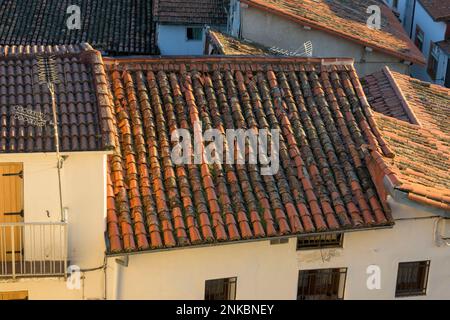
top-left (270, 41), bottom-right (313, 57)
top-left (37, 55), bottom-right (65, 222)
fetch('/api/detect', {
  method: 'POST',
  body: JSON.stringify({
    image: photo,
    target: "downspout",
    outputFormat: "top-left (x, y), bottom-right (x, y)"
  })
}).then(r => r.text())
top-left (409, 0), bottom-right (417, 38)
top-left (113, 255), bottom-right (128, 300)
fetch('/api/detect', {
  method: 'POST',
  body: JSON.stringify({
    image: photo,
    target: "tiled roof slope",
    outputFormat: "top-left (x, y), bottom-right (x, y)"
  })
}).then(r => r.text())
top-left (419, 0), bottom-right (450, 21)
top-left (104, 56), bottom-right (394, 253)
top-left (206, 29), bottom-right (274, 55)
top-left (0, 44), bottom-right (115, 153)
top-left (362, 67), bottom-right (450, 211)
top-left (0, 0), bottom-right (155, 55)
top-left (154, 0), bottom-right (229, 25)
top-left (241, 0), bottom-right (425, 65)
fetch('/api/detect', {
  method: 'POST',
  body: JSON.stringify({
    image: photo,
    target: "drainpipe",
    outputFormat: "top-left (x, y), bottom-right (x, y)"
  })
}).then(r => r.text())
top-left (113, 256), bottom-right (128, 300)
top-left (409, 0), bottom-right (417, 38)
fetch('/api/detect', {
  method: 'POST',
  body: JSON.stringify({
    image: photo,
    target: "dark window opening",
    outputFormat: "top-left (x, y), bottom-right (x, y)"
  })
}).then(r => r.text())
top-left (297, 233), bottom-right (344, 250)
top-left (187, 27), bottom-right (203, 41)
top-left (205, 277), bottom-right (237, 300)
top-left (427, 42), bottom-right (439, 80)
top-left (392, 0), bottom-right (399, 9)
top-left (395, 261), bottom-right (430, 297)
top-left (415, 25), bottom-right (424, 52)
top-left (297, 268), bottom-right (347, 300)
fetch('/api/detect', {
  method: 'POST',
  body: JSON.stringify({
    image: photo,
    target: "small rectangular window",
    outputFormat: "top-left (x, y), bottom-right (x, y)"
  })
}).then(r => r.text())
top-left (395, 261), bottom-right (430, 297)
top-left (415, 25), bottom-right (424, 52)
top-left (205, 277), bottom-right (237, 300)
top-left (297, 233), bottom-right (343, 250)
top-left (427, 42), bottom-right (439, 80)
top-left (392, 0), bottom-right (399, 9)
top-left (297, 268), bottom-right (347, 300)
top-left (187, 27), bottom-right (203, 41)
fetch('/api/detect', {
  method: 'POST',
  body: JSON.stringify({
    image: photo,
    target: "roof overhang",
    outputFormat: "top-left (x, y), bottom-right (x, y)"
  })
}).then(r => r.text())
top-left (105, 223), bottom-right (395, 257)
top-left (383, 176), bottom-right (450, 218)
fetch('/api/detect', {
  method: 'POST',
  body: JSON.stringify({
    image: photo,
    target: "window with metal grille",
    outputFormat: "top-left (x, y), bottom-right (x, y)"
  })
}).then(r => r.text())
top-left (205, 277), bottom-right (237, 300)
top-left (187, 27), bottom-right (203, 41)
top-left (297, 233), bottom-right (343, 250)
top-left (395, 261), bottom-right (430, 297)
top-left (415, 25), bottom-right (424, 52)
top-left (297, 268), bottom-right (347, 300)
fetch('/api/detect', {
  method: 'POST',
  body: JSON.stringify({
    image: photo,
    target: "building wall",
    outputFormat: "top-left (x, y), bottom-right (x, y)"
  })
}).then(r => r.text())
top-left (106, 198), bottom-right (450, 300)
top-left (0, 152), bottom-right (107, 300)
top-left (410, 1), bottom-right (448, 85)
top-left (157, 24), bottom-right (227, 55)
top-left (384, 0), bottom-right (412, 29)
top-left (1, 152), bottom-right (448, 300)
top-left (157, 24), bottom-right (206, 55)
top-left (240, 6), bottom-right (410, 76)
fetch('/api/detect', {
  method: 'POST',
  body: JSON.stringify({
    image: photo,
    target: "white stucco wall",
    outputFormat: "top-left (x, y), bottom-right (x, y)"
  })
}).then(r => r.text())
top-left (410, 1), bottom-right (448, 85)
top-left (240, 6), bottom-right (410, 76)
top-left (0, 152), bottom-right (107, 300)
top-left (1, 153), bottom-right (448, 300)
top-left (105, 198), bottom-right (449, 300)
top-left (157, 24), bottom-right (206, 55)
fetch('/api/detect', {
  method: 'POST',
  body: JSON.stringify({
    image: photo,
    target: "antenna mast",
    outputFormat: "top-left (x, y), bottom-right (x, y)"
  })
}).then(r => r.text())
top-left (37, 56), bottom-right (64, 222)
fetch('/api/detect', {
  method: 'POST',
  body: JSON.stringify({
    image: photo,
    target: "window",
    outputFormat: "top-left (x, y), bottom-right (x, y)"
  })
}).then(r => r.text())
top-left (187, 27), bottom-right (203, 41)
top-left (205, 277), bottom-right (237, 300)
top-left (427, 42), bottom-right (439, 80)
top-left (297, 268), bottom-right (347, 300)
top-left (297, 233), bottom-right (343, 250)
top-left (415, 25), bottom-right (424, 52)
top-left (395, 261), bottom-right (430, 297)
top-left (392, 0), bottom-right (399, 9)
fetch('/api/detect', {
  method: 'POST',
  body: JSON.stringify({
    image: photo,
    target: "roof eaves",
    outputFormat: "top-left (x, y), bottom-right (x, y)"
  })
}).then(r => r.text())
top-left (418, 0), bottom-right (450, 22)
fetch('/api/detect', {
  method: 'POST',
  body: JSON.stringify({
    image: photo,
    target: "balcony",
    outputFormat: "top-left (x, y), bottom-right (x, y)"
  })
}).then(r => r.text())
top-left (0, 222), bottom-right (68, 279)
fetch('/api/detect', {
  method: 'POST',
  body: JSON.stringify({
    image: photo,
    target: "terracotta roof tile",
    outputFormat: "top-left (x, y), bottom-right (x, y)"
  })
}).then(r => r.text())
top-left (362, 67), bottom-right (450, 211)
top-left (154, 0), bottom-right (229, 25)
top-left (0, 0), bottom-right (155, 55)
top-left (418, 0), bottom-right (450, 21)
top-left (104, 56), bottom-right (394, 253)
top-left (0, 43), bottom-right (115, 153)
top-left (241, 0), bottom-right (425, 65)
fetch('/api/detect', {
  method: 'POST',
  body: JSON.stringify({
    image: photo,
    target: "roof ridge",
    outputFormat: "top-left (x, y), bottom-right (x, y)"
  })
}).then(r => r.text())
top-left (0, 43), bottom-right (95, 58)
top-left (382, 67), bottom-right (423, 126)
top-left (103, 56), bottom-right (355, 65)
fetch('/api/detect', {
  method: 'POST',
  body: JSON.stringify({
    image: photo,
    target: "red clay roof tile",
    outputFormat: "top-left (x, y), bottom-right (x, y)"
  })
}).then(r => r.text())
top-left (0, 43), bottom-right (115, 154)
top-left (418, 0), bottom-right (450, 21)
top-left (103, 56), bottom-right (394, 253)
top-left (154, 0), bottom-right (229, 25)
top-left (362, 67), bottom-right (450, 211)
top-left (241, 0), bottom-right (425, 65)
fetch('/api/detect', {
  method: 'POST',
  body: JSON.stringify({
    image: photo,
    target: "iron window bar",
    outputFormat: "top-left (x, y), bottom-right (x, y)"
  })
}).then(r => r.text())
top-left (297, 233), bottom-right (344, 250)
top-left (297, 268), bottom-right (347, 300)
top-left (205, 277), bottom-right (237, 300)
top-left (395, 261), bottom-right (430, 297)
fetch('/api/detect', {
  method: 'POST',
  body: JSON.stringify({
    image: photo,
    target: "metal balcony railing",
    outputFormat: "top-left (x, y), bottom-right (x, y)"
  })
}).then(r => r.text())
top-left (0, 222), bottom-right (68, 279)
